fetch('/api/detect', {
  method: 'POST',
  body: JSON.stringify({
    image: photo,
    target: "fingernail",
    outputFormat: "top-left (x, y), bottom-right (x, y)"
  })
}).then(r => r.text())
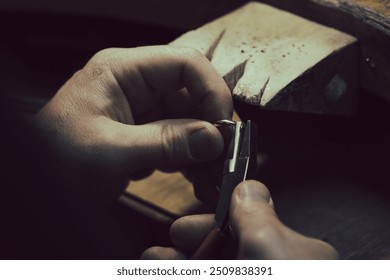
top-left (238, 181), bottom-right (271, 203)
top-left (189, 127), bottom-right (221, 160)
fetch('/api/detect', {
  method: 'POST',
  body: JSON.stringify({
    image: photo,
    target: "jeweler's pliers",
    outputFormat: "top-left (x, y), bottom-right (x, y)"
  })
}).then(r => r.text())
top-left (191, 119), bottom-right (258, 259)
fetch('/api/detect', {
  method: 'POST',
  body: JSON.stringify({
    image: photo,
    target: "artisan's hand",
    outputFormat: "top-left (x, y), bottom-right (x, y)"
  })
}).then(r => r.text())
top-left (141, 180), bottom-right (339, 259)
top-left (34, 46), bottom-right (232, 202)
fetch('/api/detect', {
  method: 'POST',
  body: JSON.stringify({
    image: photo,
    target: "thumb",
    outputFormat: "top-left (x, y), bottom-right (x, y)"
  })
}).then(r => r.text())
top-left (230, 180), bottom-right (277, 237)
top-left (230, 180), bottom-right (278, 258)
top-left (108, 119), bottom-right (224, 171)
top-left (230, 180), bottom-right (276, 230)
top-left (230, 180), bottom-right (339, 260)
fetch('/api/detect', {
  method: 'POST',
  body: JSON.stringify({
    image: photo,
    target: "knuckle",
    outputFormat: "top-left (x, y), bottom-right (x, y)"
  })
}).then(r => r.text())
top-left (239, 223), bottom-right (282, 257)
top-left (85, 48), bottom-right (122, 76)
top-left (177, 46), bottom-right (205, 61)
top-left (90, 47), bottom-right (119, 64)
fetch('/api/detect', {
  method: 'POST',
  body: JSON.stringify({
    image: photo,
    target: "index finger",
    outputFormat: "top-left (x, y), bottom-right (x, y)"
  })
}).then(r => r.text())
top-left (170, 214), bottom-right (215, 252)
top-left (102, 46), bottom-right (233, 122)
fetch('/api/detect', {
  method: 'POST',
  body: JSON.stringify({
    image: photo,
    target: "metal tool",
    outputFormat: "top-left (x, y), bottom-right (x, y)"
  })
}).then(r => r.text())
top-left (191, 119), bottom-right (258, 259)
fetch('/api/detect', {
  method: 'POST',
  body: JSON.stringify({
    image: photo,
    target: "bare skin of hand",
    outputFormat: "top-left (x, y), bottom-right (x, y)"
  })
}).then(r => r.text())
top-left (34, 46), bottom-right (233, 203)
top-left (141, 180), bottom-right (339, 259)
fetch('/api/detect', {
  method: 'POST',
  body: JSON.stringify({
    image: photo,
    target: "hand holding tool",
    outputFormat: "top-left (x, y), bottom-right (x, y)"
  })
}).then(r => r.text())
top-left (191, 119), bottom-right (258, 259)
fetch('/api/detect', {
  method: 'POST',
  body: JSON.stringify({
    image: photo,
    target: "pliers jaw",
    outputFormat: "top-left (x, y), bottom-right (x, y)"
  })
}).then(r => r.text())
top-left (214, 120), bottom-right (258, 231)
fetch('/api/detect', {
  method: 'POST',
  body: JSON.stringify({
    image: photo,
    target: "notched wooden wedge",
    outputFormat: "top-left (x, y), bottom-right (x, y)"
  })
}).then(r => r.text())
top-left (170, 2), bottom-right (358, 115)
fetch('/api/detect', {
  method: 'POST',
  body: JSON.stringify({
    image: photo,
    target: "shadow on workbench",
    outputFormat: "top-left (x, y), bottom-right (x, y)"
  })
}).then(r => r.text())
top-left (235, 93), bottom-right (390, 259)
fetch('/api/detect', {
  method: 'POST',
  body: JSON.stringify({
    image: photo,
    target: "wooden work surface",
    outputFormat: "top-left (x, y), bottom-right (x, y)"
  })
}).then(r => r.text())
top-left (125, 171), bottom-right (200, 218)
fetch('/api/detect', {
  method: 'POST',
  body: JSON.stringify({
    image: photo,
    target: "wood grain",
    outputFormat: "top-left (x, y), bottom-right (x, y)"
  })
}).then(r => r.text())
top-left (259, 0), bottom-right (390, 102)
top-left (171, 2), bottom-right (358, 115)
top-left (126, 171), bottom-right (201, 218)
top-left (310, 0), bottom-right (390, 34)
